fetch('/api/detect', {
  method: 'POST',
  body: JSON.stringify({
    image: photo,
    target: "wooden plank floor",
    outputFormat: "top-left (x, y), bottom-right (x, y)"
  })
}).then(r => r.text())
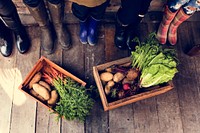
top-left (1, 20), bottom-right (200, 133)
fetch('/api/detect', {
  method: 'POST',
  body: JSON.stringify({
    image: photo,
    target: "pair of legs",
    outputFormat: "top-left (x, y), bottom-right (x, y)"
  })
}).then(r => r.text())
top-left (72, 1), bottom-right (109, 46)
top-left (157, 0), bottom-right (200, 45)
top-left (23, 0), bottom-right (71, 54)
top-left (115, 0), bottom-right (152, 51)
top-left (0, 0), bottom-right (30, 57)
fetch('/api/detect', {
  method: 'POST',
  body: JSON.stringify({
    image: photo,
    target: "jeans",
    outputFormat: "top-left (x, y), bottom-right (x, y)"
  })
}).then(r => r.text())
top-left (168, 0), bottom-right (200, 14)
top-left (23, 0), bottom-right (61, 7)
top-left (71, 0), bottom-right (110, 21)
top-left (117, 0), bottom-right (152, 25)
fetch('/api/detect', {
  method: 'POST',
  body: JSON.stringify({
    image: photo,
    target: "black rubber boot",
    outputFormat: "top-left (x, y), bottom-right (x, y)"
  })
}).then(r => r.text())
top-left (114, 16), bottom-right (128, 50)
top-left (48, 1), bottom-right (71, 50)
top-left (0, 0), bottom-right (30, 54)
top-left (25, 1), bottom-right (54, 54)
top-left (126, 24), bottom-right (139, 51)
top-left (0, 21), bottom-right (13, 57)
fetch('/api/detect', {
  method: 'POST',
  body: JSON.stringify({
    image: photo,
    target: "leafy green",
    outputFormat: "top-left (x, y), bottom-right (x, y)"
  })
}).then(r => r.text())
top-left (131, 32), bottom-right (178, 88)
top-left (52, 77), bottom-right (94, 122)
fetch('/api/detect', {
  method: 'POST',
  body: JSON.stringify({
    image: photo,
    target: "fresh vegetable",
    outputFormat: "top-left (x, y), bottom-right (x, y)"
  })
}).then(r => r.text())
top-left (113, 72), bottom-right (125, 82)
top-left (131, 33), bottom-right (178, 88)
top-left (105, 85), bottom-right (111, 95)
top-left (100, 72), bottom-right (113, 82)
top-left (122, 78), bottom-right (134, 85)
top-left (126, 68), bottom-right (139, 81)
top-left (39, 81), bottom-right (51, 91)
top-left (43, 66), bottom-right (94, 122)
top-left (107, 81), bottom-right (115, 88)
top-left (29, 89), bottom-right (45, 102)
top-left (53, 77), bottom-right (94, 122)
top-left (123, 83), bottom-right (131, 90)
top-left (118, 90), bottom-right (125, 99)
top-left (29, 72), bottom-right (42, 89)
top-left (47, 90), bottom-right (59, 106)
top-left (32, 83), bottom-right (50, 100)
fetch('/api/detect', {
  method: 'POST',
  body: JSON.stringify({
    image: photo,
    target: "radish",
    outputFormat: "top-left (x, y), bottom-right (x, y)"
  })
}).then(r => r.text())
top-left (123, 83), bottom-right (131, 90)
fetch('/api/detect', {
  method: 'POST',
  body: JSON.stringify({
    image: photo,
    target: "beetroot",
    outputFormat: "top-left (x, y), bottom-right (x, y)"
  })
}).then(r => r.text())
top-left (123, 83), bottom-right (131, 90)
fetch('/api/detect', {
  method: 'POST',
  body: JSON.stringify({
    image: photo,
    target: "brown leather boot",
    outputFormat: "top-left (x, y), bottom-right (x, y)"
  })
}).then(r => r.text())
top-left (48, 2), bottom-right (71, 50)
top-left (168, 8), bottom-right (192, 45)
top-left (156, 6), bottom-right (178, 44)
top-left (26, 1), bottom-right (54, 54)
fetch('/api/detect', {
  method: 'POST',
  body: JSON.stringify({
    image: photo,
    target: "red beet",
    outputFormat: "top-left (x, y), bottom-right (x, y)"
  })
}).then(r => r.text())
top-left (123, 83), bottom-right (131, 90)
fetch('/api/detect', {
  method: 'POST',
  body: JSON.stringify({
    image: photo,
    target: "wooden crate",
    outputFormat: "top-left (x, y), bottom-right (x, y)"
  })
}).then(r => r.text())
top-left (18, 56), bottom-right (86, 112)
top-left (93, 57), bottom-right (173, 111)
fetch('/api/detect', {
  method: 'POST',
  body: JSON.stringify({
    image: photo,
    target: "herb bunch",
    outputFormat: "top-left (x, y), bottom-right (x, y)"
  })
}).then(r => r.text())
top-left (43, 66), bottom-right (94, 122)
top-left (53, 77), bottom-right (94, 122)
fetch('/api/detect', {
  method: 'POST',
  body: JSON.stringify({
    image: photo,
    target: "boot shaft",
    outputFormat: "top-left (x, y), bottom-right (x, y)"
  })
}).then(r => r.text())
top-left (0, 0), bottom-right (23, 33)
top-left (170, 8), bottom-right (191, 28)
top-left (162, 6), bottom-right (178, 25)
top-left (25, 1), bottom-right (49, 27)
top-left (47, 2), bottom-right (64, 25)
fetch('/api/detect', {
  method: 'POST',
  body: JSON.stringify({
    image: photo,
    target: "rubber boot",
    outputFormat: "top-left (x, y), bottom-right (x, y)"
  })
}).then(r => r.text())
top-left (126, 15), bottom-right (143, 51)
top-left (0, 0), bottom-right (29, 54)
top-left (0, 21), bottom-right (13, 57)
top-left (25, 1), bottom-right (54, 54)
top-left (157, 6), bottom-right (178, 44)
top-left (79, 19), bottom-right (88, 44)
top-left (48, 2), bottom-right (71, 50)
top-left (168, 8), bottom-right (191, 45)
top-left (114, 15), bottom-right (128, 50)
top-left (126, 24), bottom-right (138, 51)
top-left (87, 17), bottom-right (99, 46)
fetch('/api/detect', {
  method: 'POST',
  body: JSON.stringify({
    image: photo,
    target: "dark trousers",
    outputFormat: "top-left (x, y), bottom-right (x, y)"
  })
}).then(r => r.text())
top-left (23, 0), bottom-right (61, 7)
top-left (0, 0), bottom-right (15, 16)
top-left (72, 0), bottom-right (110, 21)
top-left (118, 0), bottom-right (152, 25)
top-left (0, 0), bottom-right (22, 31)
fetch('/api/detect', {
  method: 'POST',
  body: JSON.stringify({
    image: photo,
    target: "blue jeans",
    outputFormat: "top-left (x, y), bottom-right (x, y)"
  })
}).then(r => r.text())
top-left (168, 0), bottom-right (200, 14)
top-left (23, 0), bottom-right (61, 7)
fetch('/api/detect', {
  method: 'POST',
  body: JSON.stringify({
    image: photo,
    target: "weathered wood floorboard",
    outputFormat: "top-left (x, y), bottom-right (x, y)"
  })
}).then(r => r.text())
top-left (10, 26), bottom-right (41, 133)
top-left (0, 43), bottom-right (17, 133)
top-left (84, 24), bottom-right (109, 133)
top-left (176, 22), bottom-right (200, 133)
top-left (36, 27), bottom-right (62, 133)
top-left (1, 15), bottom-right (200, 133)
top-left (147, 22), bottom-right (183, 133)
top-left (61, 24), bottom-right (85, 133)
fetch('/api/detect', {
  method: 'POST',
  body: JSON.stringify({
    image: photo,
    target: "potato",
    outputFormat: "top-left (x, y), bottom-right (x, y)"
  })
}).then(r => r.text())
top-left (29, 72), bottom-right (42, 89)
top-left (29, 89), bottom-right (45, 102)
top-left (122, 78), bottom-right (134, 85)
top-left (105, 85), bottom-right (111, 95)
top-left (32, 83), bottom-right (50, 100)
top-left (39, 81), bottom-right (51, 91)
top-left (100, 72), bottom-right (113, 82)
top-left (48, 90), bottom-right (59, 106)
top-left (107, 81), bottom-right (115, 87)
top-left (113, 72), bottom-right (125, 82)
top-left (126, 69), bottom-right (138, 81)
